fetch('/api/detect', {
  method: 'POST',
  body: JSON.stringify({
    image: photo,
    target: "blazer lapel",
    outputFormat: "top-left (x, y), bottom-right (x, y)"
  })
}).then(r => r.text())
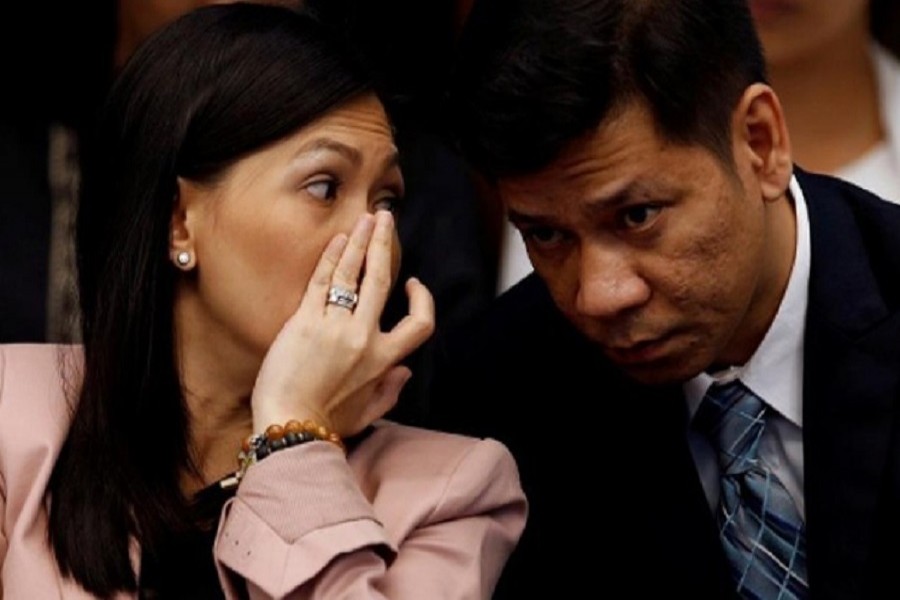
top-left (801, 170), bottom-right (900, 598)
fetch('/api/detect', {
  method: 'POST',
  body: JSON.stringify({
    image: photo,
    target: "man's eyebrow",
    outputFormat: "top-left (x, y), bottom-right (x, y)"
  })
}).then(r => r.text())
top-left (583, 179), bottom-right (676, 214)
top-left (587, 180), bottom-right (655, 209)
top-left (507, 209), bottom-right (546, 226)
top-left (507, 180), bottom-right (669, 225)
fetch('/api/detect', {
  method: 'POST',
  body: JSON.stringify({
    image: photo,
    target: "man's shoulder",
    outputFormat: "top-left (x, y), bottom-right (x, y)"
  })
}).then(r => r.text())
top-left (431, 274), bottom-right (610, 407)
top-left (427, 273), bottom-right (645, 438)
top-left (438, 274), bottom-right (591, 363)
top-left (798, 167), bottom-right (900, 313)
top-left (798, 167), bottom-right (900, 222)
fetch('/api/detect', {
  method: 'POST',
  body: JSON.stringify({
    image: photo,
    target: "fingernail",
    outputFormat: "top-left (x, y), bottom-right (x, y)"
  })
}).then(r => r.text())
top-left (376, 210), bottom-right (393, 229)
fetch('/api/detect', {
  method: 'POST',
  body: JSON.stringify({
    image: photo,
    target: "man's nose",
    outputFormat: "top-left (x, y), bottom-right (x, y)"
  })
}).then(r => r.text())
top-left (575, 243), bottom-right (651, 318)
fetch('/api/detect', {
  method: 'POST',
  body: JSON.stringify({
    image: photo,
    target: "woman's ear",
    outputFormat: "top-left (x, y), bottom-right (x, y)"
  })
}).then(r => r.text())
top-left (170, 177), bottom-right (198, 271)
top-left (732, 83), bottom-right (793, 202)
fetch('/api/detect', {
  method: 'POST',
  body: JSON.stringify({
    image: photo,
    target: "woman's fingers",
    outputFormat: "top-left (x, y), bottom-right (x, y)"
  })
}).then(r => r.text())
top-left (359, 365), bottom-right (411, 428)
top-left (297, 232), bottom-right (348, 317)
top-left (355, 210), bottom-right (396, 323)
top-left (382, 277), bottom-right (435, 359)
top-left (323, 213), bottom-right (374, 317)
top-left (333, 214), bottom-right (374, 284)
top-left (255, 227), bottom-right (430, 436)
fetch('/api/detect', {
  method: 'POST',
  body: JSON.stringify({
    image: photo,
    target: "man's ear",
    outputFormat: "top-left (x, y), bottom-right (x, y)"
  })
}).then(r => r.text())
top-left (732, 83), bottom-right (793, 202)
top-left (169, 177), bottom-right (201, 270)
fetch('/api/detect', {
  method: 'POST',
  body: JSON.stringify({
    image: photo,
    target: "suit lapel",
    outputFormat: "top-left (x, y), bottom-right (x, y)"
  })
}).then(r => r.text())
top-left (801, 170), bottom-right (900, 597)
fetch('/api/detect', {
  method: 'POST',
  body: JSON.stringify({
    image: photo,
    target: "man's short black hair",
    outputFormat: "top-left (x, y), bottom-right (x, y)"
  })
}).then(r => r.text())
top-left (449, 0), bottom-right (768, 178)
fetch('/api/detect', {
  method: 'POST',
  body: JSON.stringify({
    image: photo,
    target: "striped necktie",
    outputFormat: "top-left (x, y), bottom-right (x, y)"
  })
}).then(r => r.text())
top-left (694, 380), bottom-right (809, 599)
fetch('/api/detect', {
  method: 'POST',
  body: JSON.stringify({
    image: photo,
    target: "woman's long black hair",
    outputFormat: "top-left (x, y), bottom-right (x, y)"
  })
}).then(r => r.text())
top-left (47, 4), bottom-right (371, 595)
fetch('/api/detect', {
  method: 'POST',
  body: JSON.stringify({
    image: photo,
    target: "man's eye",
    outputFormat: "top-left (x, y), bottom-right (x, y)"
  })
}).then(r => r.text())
top-left (306, 179), bottom-right (339, 200)
top-left (621, 205), bottom-right (662, 229)
top-left (522, 226), bottom-right (564, 247)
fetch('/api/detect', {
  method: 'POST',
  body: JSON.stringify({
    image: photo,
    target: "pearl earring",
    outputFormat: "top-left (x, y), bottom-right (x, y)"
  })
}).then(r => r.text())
top-left (175, 251), bottom-right (192, 267)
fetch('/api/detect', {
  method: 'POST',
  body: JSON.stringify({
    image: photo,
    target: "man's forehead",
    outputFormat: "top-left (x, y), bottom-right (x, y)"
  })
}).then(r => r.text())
top-left (501, 105), bottom-right (665, 185)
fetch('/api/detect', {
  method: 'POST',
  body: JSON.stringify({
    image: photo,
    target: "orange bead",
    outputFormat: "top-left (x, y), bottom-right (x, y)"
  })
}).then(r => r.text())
top-left (316, 425), bottom-right (329, 439)
top-left (241, 435), bottom-right (253, 453)
top-left (285, 420), bottom-right (303, 434)
top-left (265, 424), bottom-right (285, 440)
top-left (302, 420), bottom-right (318, 433)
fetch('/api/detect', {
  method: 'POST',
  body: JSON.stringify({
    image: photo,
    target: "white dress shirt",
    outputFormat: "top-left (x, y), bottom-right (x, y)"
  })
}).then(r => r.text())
top-left (683, 175), bottom-right (810, 519)
top-left (497, 221), bottom-right (532, 294)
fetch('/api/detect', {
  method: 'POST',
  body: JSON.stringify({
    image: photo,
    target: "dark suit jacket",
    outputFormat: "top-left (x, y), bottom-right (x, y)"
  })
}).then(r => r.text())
top-left (427, 169), bottom-right (900, 599)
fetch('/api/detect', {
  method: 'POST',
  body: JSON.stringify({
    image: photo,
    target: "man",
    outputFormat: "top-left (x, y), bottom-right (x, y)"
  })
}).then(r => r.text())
top-left (429, 0), bottom-right (900, 598)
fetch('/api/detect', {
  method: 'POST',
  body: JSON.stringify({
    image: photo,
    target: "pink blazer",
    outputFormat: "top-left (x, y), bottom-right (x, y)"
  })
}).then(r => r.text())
top-left (0, 344), bottom-right (526, 599)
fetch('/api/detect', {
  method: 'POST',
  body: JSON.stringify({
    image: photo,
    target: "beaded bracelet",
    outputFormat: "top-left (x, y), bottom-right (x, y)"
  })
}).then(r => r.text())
top-left (232, 419), bottom-right (346, 484)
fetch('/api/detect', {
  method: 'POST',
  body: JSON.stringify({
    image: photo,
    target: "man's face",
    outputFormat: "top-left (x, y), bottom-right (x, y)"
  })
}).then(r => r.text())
top-left (498, 103), bottom-right (792, 385)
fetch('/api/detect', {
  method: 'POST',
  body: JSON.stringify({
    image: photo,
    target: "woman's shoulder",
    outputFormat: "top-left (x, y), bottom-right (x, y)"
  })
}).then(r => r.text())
top-left (0, 343), bottom-right (81, 453)
top-left (0, 343), bottom-right (81, 408)
top-left (0, 345), bottom-right (87, 599)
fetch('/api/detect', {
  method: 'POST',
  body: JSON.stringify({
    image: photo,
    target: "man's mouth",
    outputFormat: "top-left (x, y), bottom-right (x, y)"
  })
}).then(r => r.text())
top-left (605, 334), bottom-right (674, 365)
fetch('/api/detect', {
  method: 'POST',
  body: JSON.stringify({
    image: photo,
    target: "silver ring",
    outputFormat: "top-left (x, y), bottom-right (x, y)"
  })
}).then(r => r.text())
top-left (327, 285), bottom-right (359, 311)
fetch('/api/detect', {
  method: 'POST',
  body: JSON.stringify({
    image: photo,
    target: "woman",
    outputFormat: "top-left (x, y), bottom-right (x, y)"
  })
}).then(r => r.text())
top-left (0, 4), bottom-right (526, 598)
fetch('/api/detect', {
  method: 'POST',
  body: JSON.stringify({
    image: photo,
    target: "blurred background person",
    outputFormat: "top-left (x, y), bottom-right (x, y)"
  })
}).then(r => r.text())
top-left (0, 1), bottom-right (114, 343)
top-left (751, 0), bottom-right (900, 204)
top-left (1, 1), bottom-right (271, 344)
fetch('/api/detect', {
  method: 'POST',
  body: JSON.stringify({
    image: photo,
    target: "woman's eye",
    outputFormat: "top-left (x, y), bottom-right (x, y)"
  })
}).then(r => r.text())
top-left (305, 179), bottom-right (339, 200)
top-left (620, 205), bottom-right (662, 230)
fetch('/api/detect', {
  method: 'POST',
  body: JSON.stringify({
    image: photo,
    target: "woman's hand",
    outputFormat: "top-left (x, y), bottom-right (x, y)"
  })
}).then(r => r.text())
top-left (251, 210), bottom-right (435, 437)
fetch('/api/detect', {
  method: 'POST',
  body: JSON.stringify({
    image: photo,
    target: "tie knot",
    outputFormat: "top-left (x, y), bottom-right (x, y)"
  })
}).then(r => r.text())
top-left (694, 380), bottom-right (767, 474)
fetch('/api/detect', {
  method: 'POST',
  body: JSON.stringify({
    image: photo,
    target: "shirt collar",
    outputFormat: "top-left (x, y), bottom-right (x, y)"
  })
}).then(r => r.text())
top-left (684, 174), bottom-right (810, 427)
